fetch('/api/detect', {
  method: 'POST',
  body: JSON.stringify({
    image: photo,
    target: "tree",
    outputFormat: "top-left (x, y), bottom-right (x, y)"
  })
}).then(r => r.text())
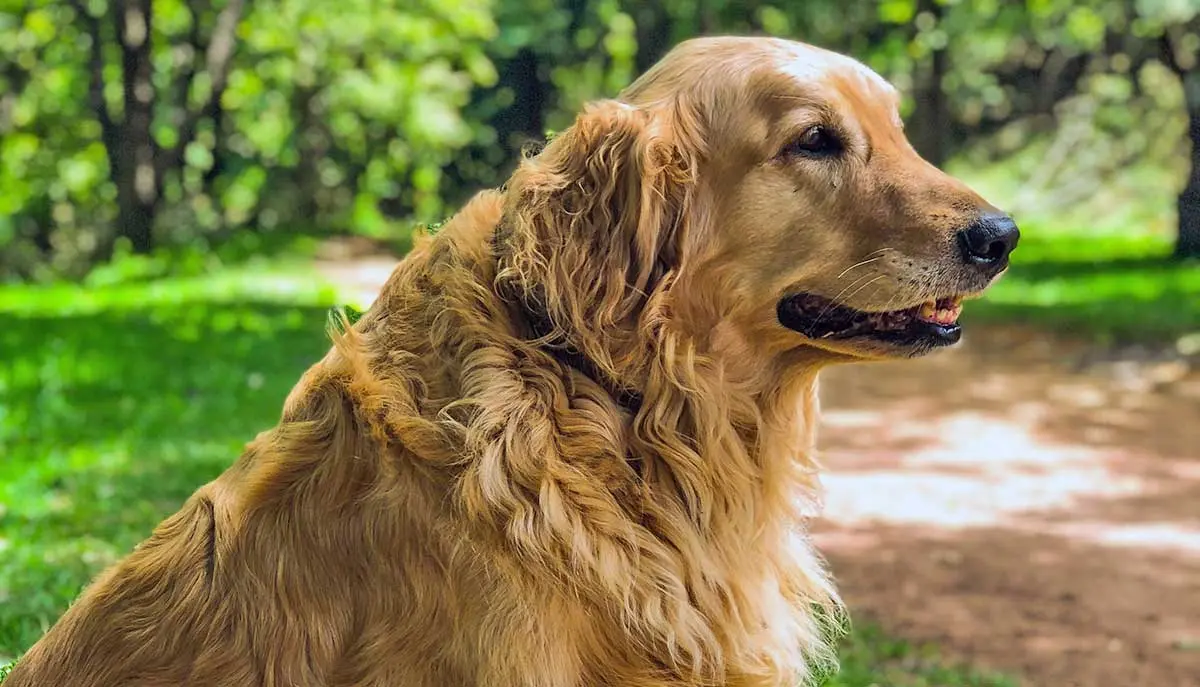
top-left (1161, 21), bottom-right (1200, 258)
top-left (909, 0), bottom-right (950, 167)
top-left (227, 0), bottom-right (498, 235)
top-left (68, 0), bottom-right (245, 257)
top-left (0, 0), bottom-right (496, 277)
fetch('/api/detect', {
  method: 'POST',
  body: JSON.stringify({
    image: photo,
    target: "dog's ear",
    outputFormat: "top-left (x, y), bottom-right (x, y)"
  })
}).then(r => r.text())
top-left (498, 99), bottom-right (700, 374)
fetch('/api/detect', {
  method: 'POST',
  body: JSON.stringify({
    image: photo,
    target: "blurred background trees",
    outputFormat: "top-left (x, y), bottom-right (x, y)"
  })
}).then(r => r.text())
top-left (2, 0), bottom-right (1200, 281)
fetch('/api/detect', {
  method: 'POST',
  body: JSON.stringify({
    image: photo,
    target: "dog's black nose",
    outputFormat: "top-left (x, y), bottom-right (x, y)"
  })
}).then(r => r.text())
top-left (956, 212), bottom-right (1019, 271)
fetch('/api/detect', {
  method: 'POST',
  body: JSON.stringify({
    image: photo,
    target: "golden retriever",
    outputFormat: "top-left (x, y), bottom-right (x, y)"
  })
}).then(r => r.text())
top-left (7, 36), bottom-right (1017, 687)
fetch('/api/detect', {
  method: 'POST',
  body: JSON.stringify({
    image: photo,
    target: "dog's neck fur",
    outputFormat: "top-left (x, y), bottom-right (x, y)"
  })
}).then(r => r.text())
top-left (505, 279), bottom-right (646, 416)
top-left (351, 192), bottom-right (841, 684)
top-left (491, 223), bottom-right (645, 416)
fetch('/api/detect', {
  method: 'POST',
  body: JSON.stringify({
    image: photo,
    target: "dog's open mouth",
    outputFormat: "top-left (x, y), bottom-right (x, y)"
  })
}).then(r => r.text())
top-left (777, 293), bottom-right (965, 347)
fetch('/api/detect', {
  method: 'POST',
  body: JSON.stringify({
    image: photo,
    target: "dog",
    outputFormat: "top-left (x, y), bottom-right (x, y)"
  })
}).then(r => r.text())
top-left (6, 36), bottom-right (1016, 686)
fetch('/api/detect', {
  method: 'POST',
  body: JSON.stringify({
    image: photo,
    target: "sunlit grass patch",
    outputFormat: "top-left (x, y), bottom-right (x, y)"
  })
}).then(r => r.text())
top-left (966, 226), bottom-right (1200, 344)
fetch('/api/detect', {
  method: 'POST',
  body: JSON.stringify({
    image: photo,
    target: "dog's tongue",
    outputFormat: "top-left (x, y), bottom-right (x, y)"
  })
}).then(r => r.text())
top-left (916, 297), bottom-right (963, 325)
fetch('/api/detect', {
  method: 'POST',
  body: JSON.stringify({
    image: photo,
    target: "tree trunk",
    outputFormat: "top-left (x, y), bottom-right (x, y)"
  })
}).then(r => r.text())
top-left (1164, 26), bottom-right (1200, 259)
top-left (292, 87), bottom-right (326, 221)
top-left (633, 3), bottom-right (671, 75)
top-left (500, 48), bottom-right (545, 144)
top-left (114, 0), bottom-right (158, 254)
top-left (911, 0), bottom-right (949, 167)
top-left (1178, 71), bottom-right (1200, 259)
top-left (203, 97), bottom-right (226, 191)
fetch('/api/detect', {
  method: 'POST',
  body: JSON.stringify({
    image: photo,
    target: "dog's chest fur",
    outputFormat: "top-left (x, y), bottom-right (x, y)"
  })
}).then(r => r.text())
top-left (337, 195), bottom-right (840, 685)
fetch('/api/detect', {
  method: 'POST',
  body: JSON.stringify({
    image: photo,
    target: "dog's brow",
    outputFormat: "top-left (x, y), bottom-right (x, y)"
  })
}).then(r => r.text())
top-left (769, 93), bottom-right (834, 120)
top-left (770, 93), bottom-right (819, 105)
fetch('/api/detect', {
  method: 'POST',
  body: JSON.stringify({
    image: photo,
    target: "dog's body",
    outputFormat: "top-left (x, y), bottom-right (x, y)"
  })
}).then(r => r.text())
top-left (8, 193), bottom-right (834, 686)
top-left (7, 37), bottom-right (1016, 687)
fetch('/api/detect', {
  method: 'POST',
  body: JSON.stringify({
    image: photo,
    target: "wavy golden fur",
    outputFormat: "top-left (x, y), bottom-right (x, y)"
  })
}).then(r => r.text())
top-left (7, 36), bottom-right (1015, 687)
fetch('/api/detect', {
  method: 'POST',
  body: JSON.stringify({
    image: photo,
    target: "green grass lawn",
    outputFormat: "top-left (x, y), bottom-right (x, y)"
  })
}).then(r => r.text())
top-left (823, 626), bottom-right (1015, 687)
top-left (0, 269), bottom-right (341, 659)
top-left (954, 158), bottom-right (1200, 345)
top-left (964, 227), bottom-right (1200, 345)
top-left (0, 266), bottom-right (1017, 685)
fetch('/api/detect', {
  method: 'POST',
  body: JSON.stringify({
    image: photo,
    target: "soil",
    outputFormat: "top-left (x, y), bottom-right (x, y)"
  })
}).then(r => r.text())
top-left (814, 329), bottom-right (1200, 687)
top-left (318, 247), bottom-right (1200, 687)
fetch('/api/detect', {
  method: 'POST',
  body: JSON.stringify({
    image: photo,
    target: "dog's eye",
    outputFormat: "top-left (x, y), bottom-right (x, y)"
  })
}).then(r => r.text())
top-left (780, 125), bottom-right (843, 159)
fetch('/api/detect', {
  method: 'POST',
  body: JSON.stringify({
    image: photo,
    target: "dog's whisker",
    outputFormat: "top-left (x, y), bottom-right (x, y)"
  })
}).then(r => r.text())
top-left (829, 272), bottom-right (879, 304)
top-left (812, 272), bottom-right (879, 325)
top-left (836, 256), bottom-right (882, 280)
top-left (841, 274), bottom-right (885, 307)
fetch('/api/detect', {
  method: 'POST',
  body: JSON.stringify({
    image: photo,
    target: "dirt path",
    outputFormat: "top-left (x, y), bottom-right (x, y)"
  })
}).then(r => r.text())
top-left (814, 330), bottom-right (1200, 686)
top-left (317, 250), bottom-right (1200, 687)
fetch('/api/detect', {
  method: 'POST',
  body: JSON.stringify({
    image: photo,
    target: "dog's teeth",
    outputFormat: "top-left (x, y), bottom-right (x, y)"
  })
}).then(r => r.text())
top-left (914, 298), bottom-right (964, 325)
top-left (932, 303), bottom-right (962, 324)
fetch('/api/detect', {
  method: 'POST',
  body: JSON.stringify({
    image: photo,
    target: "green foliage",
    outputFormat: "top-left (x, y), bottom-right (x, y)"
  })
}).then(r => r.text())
top-left (233, 0), bottom-right (497, 229)
top-left (0, 0), bottom-right (112, 277)
top-left (5, 0), bottom-right (1200, 279)
top-left (0, 0), bottom-right (498, 278)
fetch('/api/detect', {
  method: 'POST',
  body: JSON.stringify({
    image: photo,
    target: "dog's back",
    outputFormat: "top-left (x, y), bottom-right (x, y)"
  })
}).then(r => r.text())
top-left (7, 191), bottom-right (741, 687)
top-left (5, 194), bottom-right (509, 686)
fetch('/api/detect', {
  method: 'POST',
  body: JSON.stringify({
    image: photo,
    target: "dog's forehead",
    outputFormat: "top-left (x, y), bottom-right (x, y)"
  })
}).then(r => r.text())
top-left (773, 44), bottom-right (897, 101)
top-left (765, 43), bottom-right (902, 128)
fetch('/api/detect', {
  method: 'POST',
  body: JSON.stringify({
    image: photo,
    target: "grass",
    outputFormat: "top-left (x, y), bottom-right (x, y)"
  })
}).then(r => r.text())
top-left (965, 228), bottom-right (1200, 344)
top-left (823, 625), bottom-right (1015, 687)
top-left (0, 269), bottom-right (341, 662)
top-left (953, 158), bottom-right (1200, 346)
top-left (0, 265), bottom-right (1019, 685)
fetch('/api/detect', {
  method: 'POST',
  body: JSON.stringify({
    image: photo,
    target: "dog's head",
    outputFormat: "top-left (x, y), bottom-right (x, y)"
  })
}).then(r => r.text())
top-left (499, 36), bottom-right (1017, 380)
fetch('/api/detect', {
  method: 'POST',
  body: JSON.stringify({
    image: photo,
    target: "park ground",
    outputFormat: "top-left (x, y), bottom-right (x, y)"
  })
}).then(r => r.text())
top-left (2, 178), bottom-right (1199, 685)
